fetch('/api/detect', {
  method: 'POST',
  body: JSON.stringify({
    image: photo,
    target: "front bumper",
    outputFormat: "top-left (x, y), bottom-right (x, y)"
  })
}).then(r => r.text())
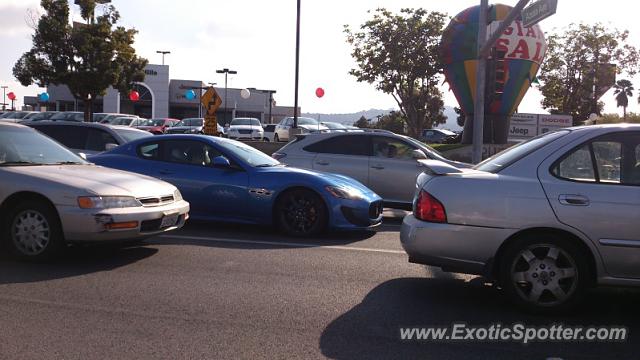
top-left (57, 200), bottom-right (190, 242)
top-left (330, 198), bottom-right (383, 230)
top-left (400, 214), bottom-right (511, 276)
top-left (228, 133), bottom-right (263, 140)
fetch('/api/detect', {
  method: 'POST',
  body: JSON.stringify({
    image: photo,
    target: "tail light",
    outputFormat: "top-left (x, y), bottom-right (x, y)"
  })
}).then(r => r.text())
top-left (415, 190), bottom-right (447, 223)
top-left (272, 152), bottom-right (286, 160)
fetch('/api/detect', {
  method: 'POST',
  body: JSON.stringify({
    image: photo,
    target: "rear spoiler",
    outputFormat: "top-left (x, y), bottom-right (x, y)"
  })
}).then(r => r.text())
top-left (417, 160), bottom-right (464, 175)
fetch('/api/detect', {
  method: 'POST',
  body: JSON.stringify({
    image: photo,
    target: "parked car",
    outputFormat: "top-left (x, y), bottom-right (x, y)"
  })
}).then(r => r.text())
top-left (273, 117), bottom-right (329, 142)
top-left (226, 117), bottom-right (264, 141)
top-left (273, 130), bottom-right (469, 208)
top-left (109, 116), bottom-right (139, 126)
top-left (97, 113), bottom-right (133, 124)
top-left (263, 124), bottom-right (277, 142)
top-left (165, 118), bottom-right (204, 134)
top-left (0, 122), bottom-right (189, 260)
top-left (89, 135), bottom-right (383, 237)
top-left (20, 111), bottom-right (59, 122)
top-left (134, 118), bottom-right (181, 134)
top-left (49, 111), bottom-right (85, 122)
top-left (422, 128), bottom-right (458, 144)
top-left (401, 124), bottom-right (640, 312)
top-left (0, 111), bottom-right (36, 121)
top-left (27, 121), bottom-right (152, 155)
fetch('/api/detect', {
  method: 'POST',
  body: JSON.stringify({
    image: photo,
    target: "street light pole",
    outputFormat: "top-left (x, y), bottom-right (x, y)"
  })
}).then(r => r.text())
top-left (216, 68), bottom-right (237, 125)
top-left (156, 50), bottom-right (171, 65)
top-left (263, 90), bottom-right (277, 124)
top-left (1, 86), bottom-right (7, 111)
top-left (293, 0), bottom-right (301, 128)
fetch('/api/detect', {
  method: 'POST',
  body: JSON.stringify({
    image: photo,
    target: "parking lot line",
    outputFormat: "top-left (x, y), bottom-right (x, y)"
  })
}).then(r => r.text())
top-left (157, 235), bottom-right (406, 255)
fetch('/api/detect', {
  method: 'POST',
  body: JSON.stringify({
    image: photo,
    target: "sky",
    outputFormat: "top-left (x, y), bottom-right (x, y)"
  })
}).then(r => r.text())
top-left (1, 0), bottom-right (640, 118)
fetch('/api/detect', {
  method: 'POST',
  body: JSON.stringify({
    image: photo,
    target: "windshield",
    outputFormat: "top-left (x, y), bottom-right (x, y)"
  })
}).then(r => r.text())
top-left (112, 117), bottom-right (135, 126)
top-left (113, 128), bottom-right (153, 143)
top-left (150, 119), bottom-right (167, 126)
top-left (222, 140), bottom-right (280, 167)
top-left (0, 126), bottom-right (87, 165)
top-left (323, 122), bottom-right (346, 129)
top-left (50, 112), bottom-right (81, 120)
top-left (474, 130), bottom-right (570, 173)
top-left (129, 118), bottom-right (147, 127)
top-left (177, 118), bottom-right (203, 127)
top-left (231, 118), bottom-right (261, 126)
top-left (297, 117), bottom-right (319, 126)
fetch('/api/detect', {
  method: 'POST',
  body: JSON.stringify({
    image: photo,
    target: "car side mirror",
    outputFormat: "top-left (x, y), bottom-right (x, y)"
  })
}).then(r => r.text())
top-left (212, 155), bottom-right (231, 168)
top-left (412, 149), bottom-right (427, 160)
top-left (105, 143), bottom-right (118, 151)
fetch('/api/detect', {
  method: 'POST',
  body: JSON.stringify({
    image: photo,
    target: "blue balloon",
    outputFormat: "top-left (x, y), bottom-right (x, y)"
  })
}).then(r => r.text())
top-left (185, 89), bottom-right (196, 100)
top-left (39, 92), bottom-right (50, 102)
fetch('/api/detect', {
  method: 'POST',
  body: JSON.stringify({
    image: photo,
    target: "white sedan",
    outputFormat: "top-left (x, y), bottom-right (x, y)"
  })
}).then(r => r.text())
top-left (401, 124), bottom-right (640, 312)
top-left (0, 122), bottom-right (190, 260)
top-left (225, 117), bottom-right (264, 141)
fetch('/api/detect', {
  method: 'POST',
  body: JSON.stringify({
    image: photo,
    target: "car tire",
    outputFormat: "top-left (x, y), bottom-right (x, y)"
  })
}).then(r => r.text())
top-left (274, 133), bottom-right (280, 142)
top-left (3, 200), bottom-right (64, 261)
top-left (275, 189), bottom-right (327, 237)
top-left (498, 233), bottom-right (589, 314)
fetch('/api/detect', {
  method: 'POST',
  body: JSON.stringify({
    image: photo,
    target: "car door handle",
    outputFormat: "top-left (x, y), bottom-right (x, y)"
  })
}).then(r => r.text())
top-left (159, 169), bottom-right (174, 175)
top-left (371, 165), bottom-right (385, 170)
top-left (315, 161), bottom-right (329, 166)
top-left (558, 194), bottom-right (590, 206)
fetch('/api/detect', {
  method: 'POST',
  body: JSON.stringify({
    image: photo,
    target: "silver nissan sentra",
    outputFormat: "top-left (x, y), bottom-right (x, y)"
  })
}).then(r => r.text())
top-left (401, 124), bottom-right (640, 312)
top-left (0, 122), bottom-right (190, 260)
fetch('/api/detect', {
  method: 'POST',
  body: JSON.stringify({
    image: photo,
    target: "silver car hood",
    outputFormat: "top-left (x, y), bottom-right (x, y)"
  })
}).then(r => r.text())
top-left (9, 165), bottom-right (176, 198)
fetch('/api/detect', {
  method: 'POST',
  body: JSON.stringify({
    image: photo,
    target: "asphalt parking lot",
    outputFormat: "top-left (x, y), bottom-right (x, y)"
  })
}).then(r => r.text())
top-left (1, 213), bottom-right (639, 359)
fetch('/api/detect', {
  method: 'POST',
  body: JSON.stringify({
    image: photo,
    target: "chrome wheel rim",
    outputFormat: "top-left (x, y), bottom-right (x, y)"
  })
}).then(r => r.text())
top-left (11, 210), bottom-right (51, 256)
top-left (510, 244), bottom-right (578, 307)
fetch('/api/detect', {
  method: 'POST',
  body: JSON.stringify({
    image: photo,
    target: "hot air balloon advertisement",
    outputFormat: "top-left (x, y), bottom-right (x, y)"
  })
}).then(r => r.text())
top-left (441, 4), bottom-right (547, 143)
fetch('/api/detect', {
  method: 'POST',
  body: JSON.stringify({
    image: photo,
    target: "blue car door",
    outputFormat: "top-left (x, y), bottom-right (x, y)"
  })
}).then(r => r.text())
top-left (156, 139), bottom-right (249, 221)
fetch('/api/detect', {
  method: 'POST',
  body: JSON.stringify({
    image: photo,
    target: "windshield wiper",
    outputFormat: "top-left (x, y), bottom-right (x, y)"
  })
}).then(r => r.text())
top-left (46, 161), bottom-right (86, 165)
top-left (0, 161), bottom-right (39, 166)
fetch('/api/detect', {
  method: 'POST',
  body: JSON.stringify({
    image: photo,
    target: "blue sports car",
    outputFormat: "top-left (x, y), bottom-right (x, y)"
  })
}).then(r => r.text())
top-left (89, 135), bottom-right (383, 236)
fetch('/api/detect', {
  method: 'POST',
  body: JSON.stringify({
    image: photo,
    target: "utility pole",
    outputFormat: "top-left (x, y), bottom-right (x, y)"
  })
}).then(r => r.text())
top-left (216, 68), bottom-right (237, 125)
top-left (472, 0), bottom-right (531, 164)
top-left (293, 0), bottom-right (301, 129)
top-left (263, 90), bottom-right (277, 123)
top-left (1, 86), bottom-right (7, 111)
top-left (156, 50), bottom-right (171, 65)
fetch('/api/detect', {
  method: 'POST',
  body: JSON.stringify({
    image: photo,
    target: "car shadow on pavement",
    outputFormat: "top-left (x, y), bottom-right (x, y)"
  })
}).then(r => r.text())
top-left (320, 276), bottom-right (640, 360)
top-left (151, 219), bottom-right (379, 250)
top-left (0, 244), bottom-right (157, 285)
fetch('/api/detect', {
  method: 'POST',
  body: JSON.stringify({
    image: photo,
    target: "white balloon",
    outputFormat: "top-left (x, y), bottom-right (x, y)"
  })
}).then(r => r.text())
top-left (240, 88), bottom-right (251, 99)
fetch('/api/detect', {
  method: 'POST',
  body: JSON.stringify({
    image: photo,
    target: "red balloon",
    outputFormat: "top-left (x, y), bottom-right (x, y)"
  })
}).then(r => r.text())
top-left (129, 91), bottom-right (140, 101)
top-left (315, 87), bottom-right (325, 98)
top-left (7, 92), bottom-right (16, 101)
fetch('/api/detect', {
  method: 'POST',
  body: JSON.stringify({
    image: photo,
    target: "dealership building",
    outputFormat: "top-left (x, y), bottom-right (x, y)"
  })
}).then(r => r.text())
top-left (25, 64), bottom-right (296, 125)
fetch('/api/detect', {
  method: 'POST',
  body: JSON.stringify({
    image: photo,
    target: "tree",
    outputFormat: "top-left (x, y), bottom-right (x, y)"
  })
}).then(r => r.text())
top-left (345, 8), bottom-right (447, 138)
top-left (374, 111), bottom-right (407, 134)
top-left (353, 115), bottom-right (371, 128)
top-left (454, 107), bottom-right (465, 128)
top-left (537, 23), bottom-right (639, 125)
top-left (13, 0), bottom-right (147, 121)
top-left (613, 79), bottom-right (634, 120)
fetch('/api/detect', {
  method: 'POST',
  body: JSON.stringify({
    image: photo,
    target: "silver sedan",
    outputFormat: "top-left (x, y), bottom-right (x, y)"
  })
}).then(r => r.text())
top-left (0, 122), bottom-right (190, 260)
top-left (401, 124), bottom-right (640, 312)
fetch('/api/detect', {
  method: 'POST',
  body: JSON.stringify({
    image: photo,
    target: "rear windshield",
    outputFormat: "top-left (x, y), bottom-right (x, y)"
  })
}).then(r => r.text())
top-left (474, 130), bottom-right (570, 173)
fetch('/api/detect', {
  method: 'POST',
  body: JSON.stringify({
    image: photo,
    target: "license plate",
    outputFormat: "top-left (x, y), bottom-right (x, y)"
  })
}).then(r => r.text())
top-left (160, 213), bottom-right (179, 228)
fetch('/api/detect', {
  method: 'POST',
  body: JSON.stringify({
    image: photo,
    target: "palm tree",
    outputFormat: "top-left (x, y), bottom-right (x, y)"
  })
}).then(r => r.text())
top-left (613, 79), bottom-right (634, 120)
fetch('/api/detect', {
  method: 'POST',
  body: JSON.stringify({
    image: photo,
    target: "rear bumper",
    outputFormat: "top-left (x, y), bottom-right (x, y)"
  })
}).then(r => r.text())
top-left (57, 200), bottom-right (190, 242)
top-left (400, 214), bottom-right (511, 276)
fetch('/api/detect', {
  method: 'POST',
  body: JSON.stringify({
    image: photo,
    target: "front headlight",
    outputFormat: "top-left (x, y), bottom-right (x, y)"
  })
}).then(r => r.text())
top-left (173, 189), bottom-right (183, 201)
top-left (77, 196), bottom-right (141, 209)
top-left (325, 186), bottom-right (364, 201)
